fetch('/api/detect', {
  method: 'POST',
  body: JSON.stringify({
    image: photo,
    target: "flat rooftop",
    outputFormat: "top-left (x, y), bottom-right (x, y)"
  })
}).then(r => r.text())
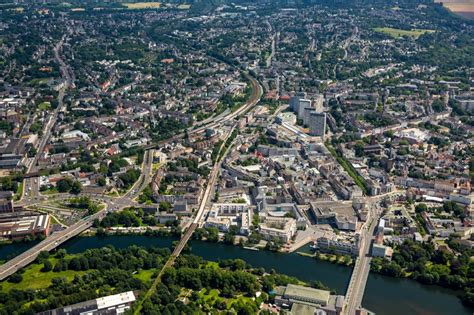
top-left (284, 284), bottom-right (330, 304)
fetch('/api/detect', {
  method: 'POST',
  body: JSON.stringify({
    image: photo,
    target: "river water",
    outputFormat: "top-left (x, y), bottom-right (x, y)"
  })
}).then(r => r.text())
top-left (0, 235), bottom-right (472, 315)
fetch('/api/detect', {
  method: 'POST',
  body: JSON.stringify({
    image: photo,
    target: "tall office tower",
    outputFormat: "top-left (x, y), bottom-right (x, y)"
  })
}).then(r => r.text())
top-left (289, 92), bottom-right (307, 111)
top-left (297, 99), bottom-right (312, 120)
top-left (309, 112), bottom-right (327, 137)
top-left (303, 107), bottom-right (315, 126)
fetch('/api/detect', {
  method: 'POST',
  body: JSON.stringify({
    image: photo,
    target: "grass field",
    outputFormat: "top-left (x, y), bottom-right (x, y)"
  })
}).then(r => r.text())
top-left (13, 181), bottom-right (23, 201)
top-left (1, 258), bottom-right (85, 292)
top-left (123, 2), bottom-right (161, 9)
top-left (38, 101), bottom-right (51, 111)
top-left (196, 288), bottom-right (257, 310)
top-left (133, 269), bottom-right (156, 283)
top-left (41, 187), bottom-right (58, 195)
top-left (374, 27), bottom-right (435, 39)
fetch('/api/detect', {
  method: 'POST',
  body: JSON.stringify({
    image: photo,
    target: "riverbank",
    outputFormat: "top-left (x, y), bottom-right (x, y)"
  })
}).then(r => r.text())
top-left (0, 234), bottom-right (472, 314)
top-left (297, 251), bottom-right (354, 266)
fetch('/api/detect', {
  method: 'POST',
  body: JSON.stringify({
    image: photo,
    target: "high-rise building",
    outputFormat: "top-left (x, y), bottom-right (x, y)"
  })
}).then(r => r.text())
top-left (289, 92), bottom-right (307, 111)
top-left (303, 107), bottom-right (315, 126)
top-left (297, 99), bottom-right (312, 120)
top-left (309, 112), bottom-right (327, 137)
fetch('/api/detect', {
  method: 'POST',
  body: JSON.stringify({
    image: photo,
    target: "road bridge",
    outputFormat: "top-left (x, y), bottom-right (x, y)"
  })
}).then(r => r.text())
top-left (343, 207), bottom-right (381, 315)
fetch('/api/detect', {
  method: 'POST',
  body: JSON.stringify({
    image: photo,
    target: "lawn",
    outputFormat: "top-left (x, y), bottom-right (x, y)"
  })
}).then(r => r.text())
top-left (197, 288), bottom-right (259, 311)
top-left (133, 269), bottom-right (156, 283)
top-left (152, 163), bottom-right (162, 172)
top-left (41, 187), bottom-right (58, 195)
top-left (374, 27), bottom-right (435, 39)
top-left (38, 101), bottom-right (51, 111)
top-left (198, 288), bottom-right (220, 303)
top-left (1, 258), bottom-right (85, 292)
top-left (123, 2), bottom-right (161, 9)
top-left (13, 181), bottom-right (23, 201)
top-left (29, 78), bottom-right (51, 86)
top-left (204, 261), bottom-right (220, 269)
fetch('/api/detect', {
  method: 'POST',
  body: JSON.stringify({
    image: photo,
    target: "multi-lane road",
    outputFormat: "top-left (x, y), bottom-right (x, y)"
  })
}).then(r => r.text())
top-left (0, 209), bottom-right (105, 280)
top-left (23, 34), bottom-right (73, 203)
top-left (344, 205), bottom-right (382, 315)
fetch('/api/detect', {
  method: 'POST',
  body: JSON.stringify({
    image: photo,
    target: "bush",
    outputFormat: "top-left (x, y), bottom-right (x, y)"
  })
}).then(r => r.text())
top-left (41, 260), bottom-right (53, 272)
top-left (8, 274), bottom-right (23, 283)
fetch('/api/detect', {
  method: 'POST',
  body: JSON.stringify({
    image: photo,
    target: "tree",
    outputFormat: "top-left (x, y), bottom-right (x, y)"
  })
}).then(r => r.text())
top-left (70, 181), bottom-right (82, 195)
top-left (41, 260), bottom-right (53, 272)
top-left (381, 262), bottom-right (403, 277)
top-left (432, 99), bottom-right (445, 113)
top-left (97, 177), bottom-right (106, 187)
top-left (354, 141), bottom-right (365, 157)
top-left (159, 201), bottom-right (172, 212)
top-left (8, 274), bottom-right (23, 283)
top-left (57, 178), bottom-right (73, 193)
top-left (68, 257), bottom-right (82, 271)
top-left (37, 251), bottom-right (50, 263)
top-left (206, 227), bottom-right (219, 242)
top-left (1, 176), bottom-right (17, 192)
top-left (55, 249), bottom-right (67, 259)
top-left (415, 203), bottom-right (428, 213)
top-left (262, 276), bottom-right (275, 292)
top-left (224, 233), bottom-right (235, 245)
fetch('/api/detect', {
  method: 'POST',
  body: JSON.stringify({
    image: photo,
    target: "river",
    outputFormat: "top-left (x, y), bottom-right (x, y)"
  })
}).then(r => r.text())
top-left (0, 235), bottom-right (472, 315)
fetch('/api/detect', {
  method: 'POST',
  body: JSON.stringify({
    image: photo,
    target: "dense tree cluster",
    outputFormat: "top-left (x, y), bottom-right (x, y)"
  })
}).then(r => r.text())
top-left (98, 208), bottom-right (143, 228)
top-left (371, 239), bottom-right (474, 307)
top-left (57, 178), bottom-right (82, 194)
top-left (142, 255), bottom-right (275, 314)
top-left (118, 169), bottom-right (141, 189)
top-left (68, 196), bottom-right (100, 215)
top-left (194, 227), bottom-right (220, 243)
top-left (2, 244), bottom-right (332, 315)
top-left (0, 246), bottom-right (170, 315)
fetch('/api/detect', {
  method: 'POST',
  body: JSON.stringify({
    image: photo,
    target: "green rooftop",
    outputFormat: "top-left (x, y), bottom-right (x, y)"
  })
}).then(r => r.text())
top-left (284, 284), bottom-right (330, 306)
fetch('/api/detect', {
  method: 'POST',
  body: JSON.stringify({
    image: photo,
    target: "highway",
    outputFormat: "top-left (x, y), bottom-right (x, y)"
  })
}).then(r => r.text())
top-left (0, 209), bottom-right (105, 280)
top-left (123, 149), bottom-right (154, 200)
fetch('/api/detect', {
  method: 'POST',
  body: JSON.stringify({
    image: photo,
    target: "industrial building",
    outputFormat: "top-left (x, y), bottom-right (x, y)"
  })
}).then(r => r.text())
top-left (0, 212), bottom-right (50, 240)
top-left (274, 284), bottom-right (344, 315)
top-left (38, 291), bottom-right (136, 315)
